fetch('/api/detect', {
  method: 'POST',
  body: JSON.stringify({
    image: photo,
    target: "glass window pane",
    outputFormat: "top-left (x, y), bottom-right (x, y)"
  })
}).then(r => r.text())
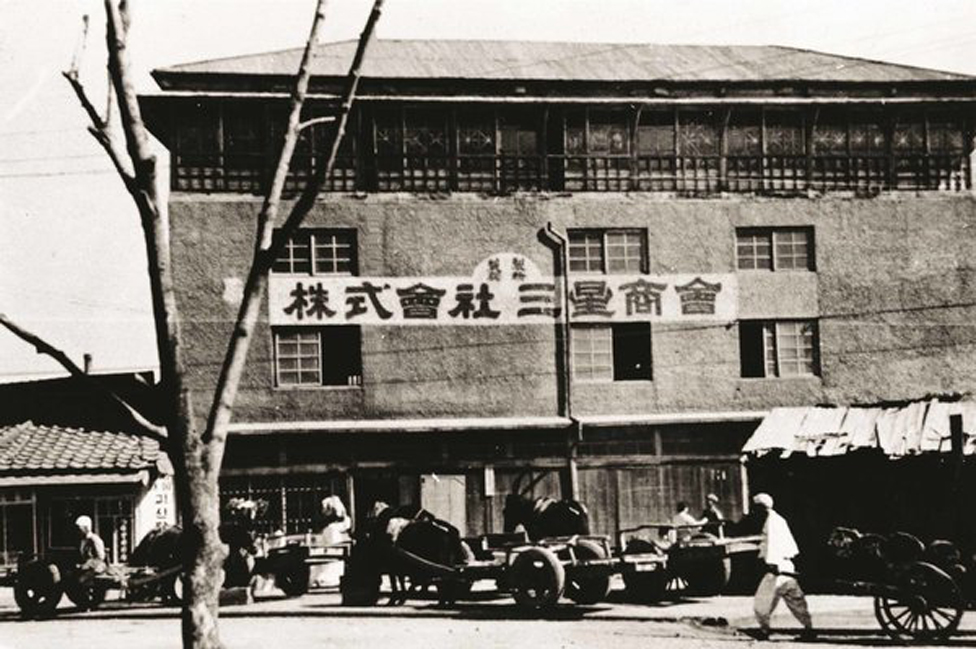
top-left (572, 326), bottom-right (613, 381)
top-left (736, 231), bottom-right (772, 270)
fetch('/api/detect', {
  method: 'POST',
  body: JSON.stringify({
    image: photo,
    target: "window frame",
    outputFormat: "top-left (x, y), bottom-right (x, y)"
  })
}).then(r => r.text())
top-left (739, 319), bottom-right (820, 379)
top-left (568, 228), bottom-right (649, 275)
top-left (271, 229), bottom-right (358, 277)
top-left (735, 226), bottom-right (815, 272)
top-left (571, 322), bottom-right (653, 383)
top-left (272, 326), bottom-right (364, 390)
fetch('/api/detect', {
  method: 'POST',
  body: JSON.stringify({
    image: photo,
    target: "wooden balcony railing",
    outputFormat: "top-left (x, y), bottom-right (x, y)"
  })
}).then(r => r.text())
top-left (172, 152), bottom-right (972, 195)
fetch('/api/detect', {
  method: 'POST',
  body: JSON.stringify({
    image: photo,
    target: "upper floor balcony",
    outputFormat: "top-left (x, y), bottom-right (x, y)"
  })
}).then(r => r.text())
top-left (165, 103), bottom-right (974, 197)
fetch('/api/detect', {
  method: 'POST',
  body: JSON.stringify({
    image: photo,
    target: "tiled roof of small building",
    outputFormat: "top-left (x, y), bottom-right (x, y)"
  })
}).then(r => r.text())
top-left (0, 421), bottom-right (161, 475)
top-left (155, 39), bottom-right (971, 84)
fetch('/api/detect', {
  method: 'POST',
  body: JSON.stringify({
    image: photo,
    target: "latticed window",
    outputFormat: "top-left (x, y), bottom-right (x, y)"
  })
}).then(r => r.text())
top-left (740, 320), bottom-right (819, 378)
top-left (272, 229), bottom-right (356, 275)
top-left (928, 116), bottom-right (966, 153)
top-left (568, 229), bottom-right (646, 274)
top-left (849, 118), bottom-right (887, 154)
top-left (274, 327), bottom-right (362, 387)
top-left (728, 112), bottom-right (761, 156)
top-left (678, 112), bottom-right (720, 155)
top-left (813, 119), bottom-right (848, 155)
top-left (572, 323), bottom-right (651, 382)
top-left (637, 112), bottom-right (675, 155)
top-left (588, 112), bottom-right (630, 155)
top-left (765, 112), bottom-right (805, 155)
top-left (736, 227), bottom-right (813, 271)
top-left (275, 329), bottom-right (321, 386)
top-left (572, 326), bottom-right (613, 381)
top-left (736, 231), bottom-right (772, 270)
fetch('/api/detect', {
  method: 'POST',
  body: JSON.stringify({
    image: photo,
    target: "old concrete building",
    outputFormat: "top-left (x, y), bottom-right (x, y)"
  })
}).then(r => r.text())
top-left (139, 40), bottom-right (976, 538)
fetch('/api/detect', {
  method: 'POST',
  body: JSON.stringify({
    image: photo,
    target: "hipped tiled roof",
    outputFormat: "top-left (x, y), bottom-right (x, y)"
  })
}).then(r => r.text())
top-left (0, 421), bottom-right (161, 476)
top-left (155, 39), bottom-right (971, 84)
top-left (742, 400), bottom-right (976, 458)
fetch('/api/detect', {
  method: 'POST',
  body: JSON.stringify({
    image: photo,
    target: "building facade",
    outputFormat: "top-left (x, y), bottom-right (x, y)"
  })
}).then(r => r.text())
top-left (140, 40), bottom-right (976, 538)
top-left (0, 372), bottom-right (174, 569)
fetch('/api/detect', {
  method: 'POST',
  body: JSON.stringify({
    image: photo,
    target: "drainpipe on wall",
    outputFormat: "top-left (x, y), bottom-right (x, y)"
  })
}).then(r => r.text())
top-left (538, 223), bottom-right (581, 499)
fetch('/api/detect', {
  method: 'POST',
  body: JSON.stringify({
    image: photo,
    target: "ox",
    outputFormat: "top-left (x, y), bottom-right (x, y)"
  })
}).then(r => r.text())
top-left (342, 502), bottom-right (472, 606)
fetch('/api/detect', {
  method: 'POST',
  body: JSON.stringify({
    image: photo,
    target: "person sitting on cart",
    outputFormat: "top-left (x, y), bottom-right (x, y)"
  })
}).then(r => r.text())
top-left (318, 495), bottom-right (352, 546)
top-left (701, 493), bottom-right (725, 536)
top-left (751, 493), bottom-right (815, 642)
top-left (670, 502), bottom-right (707, 544)
top-left (75, 515), bottom-right (107, 581)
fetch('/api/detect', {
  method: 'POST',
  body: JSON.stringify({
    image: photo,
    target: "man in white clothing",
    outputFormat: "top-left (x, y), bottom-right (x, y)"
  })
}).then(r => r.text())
top-left (751, 493), bottom-right (815, 641)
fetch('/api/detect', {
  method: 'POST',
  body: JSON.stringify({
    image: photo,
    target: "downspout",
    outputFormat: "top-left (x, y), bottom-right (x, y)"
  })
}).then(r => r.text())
top-left (538, 223), bottom-right (582, 499)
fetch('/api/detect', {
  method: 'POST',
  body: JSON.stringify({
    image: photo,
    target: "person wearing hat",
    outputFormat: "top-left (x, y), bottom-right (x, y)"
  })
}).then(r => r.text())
top-left (701, 493), bottom-right (724, 536)
top-left (74, 514), bottom-right (108, 605)
top-left (751, 493), bottom-right (814, 641)
top-left (76, 515), bottom-right (106, 564)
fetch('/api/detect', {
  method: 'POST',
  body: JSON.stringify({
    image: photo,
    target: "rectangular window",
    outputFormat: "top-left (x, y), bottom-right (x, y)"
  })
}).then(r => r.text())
top-left (736, 227), bottom-right (813, 271)
top-left (568, 229), bottom-right (647, 274)
top-left (274, 326), bottom-right (363, 387)
top-left (572, 323), bottom-right (652, 382)
top-left (739, 320), bottom-right (819, 378)
top-left (272, 229), bottom-right (357, 275)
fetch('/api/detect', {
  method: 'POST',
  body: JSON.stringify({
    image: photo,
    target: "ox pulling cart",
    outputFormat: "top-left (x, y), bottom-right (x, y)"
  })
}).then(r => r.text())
top-left (389, 530), bottom-right (668, 611)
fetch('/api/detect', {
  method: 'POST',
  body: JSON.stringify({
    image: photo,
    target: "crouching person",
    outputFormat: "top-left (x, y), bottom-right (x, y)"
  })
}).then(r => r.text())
top-left (751, 493), bottom-right (815, 641)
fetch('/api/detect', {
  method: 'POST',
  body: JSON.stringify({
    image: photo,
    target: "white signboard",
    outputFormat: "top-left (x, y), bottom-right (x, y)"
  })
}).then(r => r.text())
top-left (268, 253), bottom-right (736, 326)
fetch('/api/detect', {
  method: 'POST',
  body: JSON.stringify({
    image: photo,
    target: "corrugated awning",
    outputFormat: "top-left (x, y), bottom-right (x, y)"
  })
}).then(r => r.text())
top-left (742, 400), bottom-right (976, 458)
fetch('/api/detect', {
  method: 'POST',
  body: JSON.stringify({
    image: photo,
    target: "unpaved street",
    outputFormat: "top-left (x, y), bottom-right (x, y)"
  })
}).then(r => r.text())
top-left (2, 589), bottom-right (974, 649)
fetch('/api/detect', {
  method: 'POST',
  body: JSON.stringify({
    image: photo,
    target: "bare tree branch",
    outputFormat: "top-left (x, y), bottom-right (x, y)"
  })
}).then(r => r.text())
top-left (201, 0), bottom-right (386, 462)
top-left (0, 314), bottom-right (168, 445)
top-left (297, 115), bottom-right (336, 131)
top-left (104, 0), bottom-right (154, 169)
top-left (69, 14), bottom-right (90, 77)
top-left (63, 13), bottom-right (135, 188)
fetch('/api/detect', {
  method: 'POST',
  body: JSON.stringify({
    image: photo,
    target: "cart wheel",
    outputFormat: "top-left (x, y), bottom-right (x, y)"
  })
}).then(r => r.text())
top-left (14, 562), bottom-right (63, 618)
top-left (510, 547), bottom-right (565, 611)
top-left (276, 562), bottom-right (311, 597)
top-left (873, 561), bottom-right (963, 643)
top-left (65, 578), bottom-right (108, 611)
top-left (565, 539), bottom-right (611, 605)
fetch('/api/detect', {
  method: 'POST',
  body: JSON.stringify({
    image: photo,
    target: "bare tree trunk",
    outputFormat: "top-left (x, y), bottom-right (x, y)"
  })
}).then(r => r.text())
top-left (57, 1), bottom-right (385, 646)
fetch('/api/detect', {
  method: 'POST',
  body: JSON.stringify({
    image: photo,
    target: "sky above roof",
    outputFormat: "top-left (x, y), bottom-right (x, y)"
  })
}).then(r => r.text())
top-left (2, 0), bottom-right (976, 381)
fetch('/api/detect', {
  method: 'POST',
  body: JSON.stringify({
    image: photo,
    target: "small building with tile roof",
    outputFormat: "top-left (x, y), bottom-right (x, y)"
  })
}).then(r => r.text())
top-left (0, 374), bottom-right (174, 569)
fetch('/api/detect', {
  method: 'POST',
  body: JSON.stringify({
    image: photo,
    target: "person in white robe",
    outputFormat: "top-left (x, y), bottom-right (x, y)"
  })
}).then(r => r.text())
top-left (752, 492), bottom-right (815, 641)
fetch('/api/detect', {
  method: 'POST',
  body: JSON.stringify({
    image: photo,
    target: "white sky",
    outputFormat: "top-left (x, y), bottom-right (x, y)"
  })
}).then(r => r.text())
top-left (2, 0), bottom-right (976, 381)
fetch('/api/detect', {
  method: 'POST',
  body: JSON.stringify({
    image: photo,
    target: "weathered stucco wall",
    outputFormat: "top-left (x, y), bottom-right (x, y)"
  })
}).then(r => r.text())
top-left (170, 192), bottom-right (976, 427)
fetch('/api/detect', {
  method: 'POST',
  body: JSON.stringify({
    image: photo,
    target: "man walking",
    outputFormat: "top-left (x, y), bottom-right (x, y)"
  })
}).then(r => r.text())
top-left (751, 493), bottom-right (815, 641)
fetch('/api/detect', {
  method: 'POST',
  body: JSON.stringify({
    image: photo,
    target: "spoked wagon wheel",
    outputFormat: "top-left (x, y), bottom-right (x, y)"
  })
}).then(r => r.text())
top-left (14, 562), bottom-right (64, 618)
top-left (565, 539), bottom-right (611, 605)
top-left (510, 547), bottom-right (565, 611)
top-left (873, 561), bottom-right (963, 643)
